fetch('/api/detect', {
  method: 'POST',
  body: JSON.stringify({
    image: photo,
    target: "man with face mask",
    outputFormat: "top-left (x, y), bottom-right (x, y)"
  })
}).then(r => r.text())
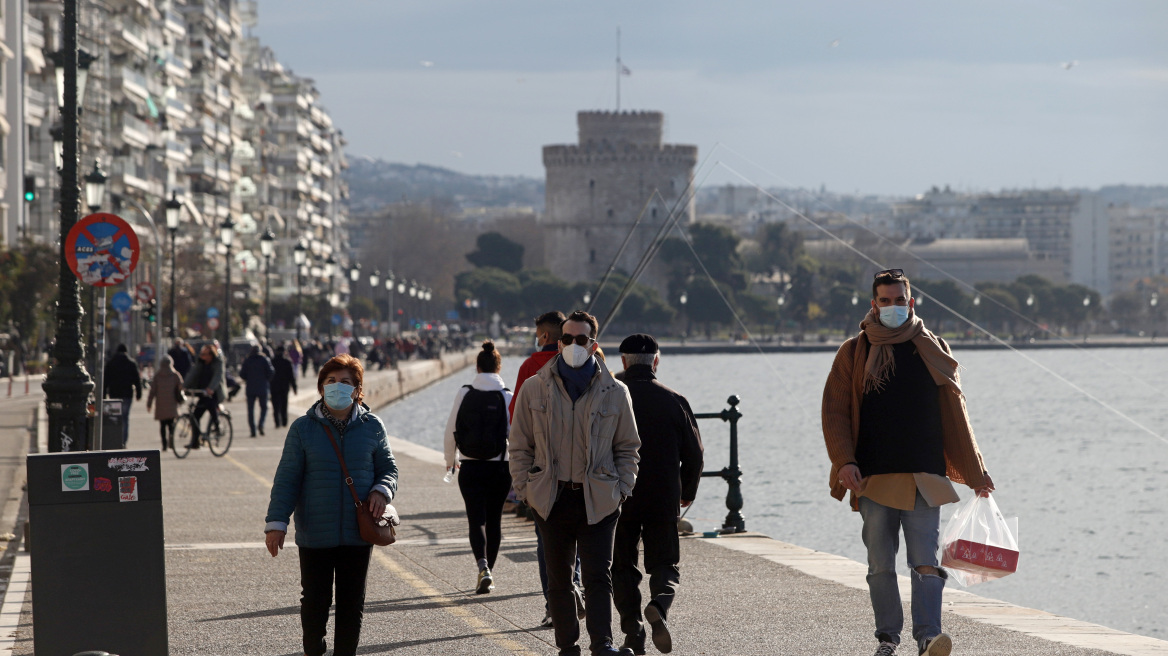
top-left (509, 311), bottom-right (566, 420)
top-left (822, 269), bottom-right (997, 656)
top-left (510, 310), bottom-right (640, 656)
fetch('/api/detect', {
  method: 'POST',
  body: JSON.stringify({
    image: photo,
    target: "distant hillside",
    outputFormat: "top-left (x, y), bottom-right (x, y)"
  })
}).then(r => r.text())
top-left (344, 157), bottom-right (545, 213)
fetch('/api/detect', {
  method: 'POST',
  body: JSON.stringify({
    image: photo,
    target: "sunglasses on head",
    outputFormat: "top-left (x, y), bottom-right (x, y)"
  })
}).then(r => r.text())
top-left (874, 268), bottom-right (905, 279)
top-left (559, 334), bottom-right (595, 347)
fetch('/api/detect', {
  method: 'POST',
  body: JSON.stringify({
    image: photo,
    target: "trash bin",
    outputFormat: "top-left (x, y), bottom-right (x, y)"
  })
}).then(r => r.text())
top-left (27, 450), bottom-right (168, 655)
top-left (100, 401), bottom-right (125, 450)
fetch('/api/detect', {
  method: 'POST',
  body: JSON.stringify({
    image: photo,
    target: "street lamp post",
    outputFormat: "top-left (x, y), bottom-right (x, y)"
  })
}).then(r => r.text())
top-left (82, 161), bottom-right (106, 377)
top-left (325, 254), bottom-right (337, 340)
top-left (220, 216), bottom-right (236, 363)
top-left (369, 269), bottom-right (381, 331)
top-left (384, 276), bottom-right (394, 337)
top-left (44, 0), bottom-right (94, 452)
top-left (679, 290), bottom-right (688, 345)
top-left (408, 280), bottom-right (418, 331)
top-left (260, 228), bottom-right (275, 342)
top-left (397, 280), bottom-right (407, 330)
top-left (293, 240), bottom-right (308, 341)
top-left (165, 192), bottom-right (183, 339)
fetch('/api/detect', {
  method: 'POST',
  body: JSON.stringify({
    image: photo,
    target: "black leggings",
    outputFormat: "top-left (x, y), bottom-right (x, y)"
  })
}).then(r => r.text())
top-left (158, 418), bottom-right (175, 446)
top-left (457, 459), bottom-right (513, 569)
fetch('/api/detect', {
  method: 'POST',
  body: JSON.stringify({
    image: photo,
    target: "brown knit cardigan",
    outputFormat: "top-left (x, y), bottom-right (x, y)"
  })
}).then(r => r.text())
top-left (821, 332), bottom-right (988, 510)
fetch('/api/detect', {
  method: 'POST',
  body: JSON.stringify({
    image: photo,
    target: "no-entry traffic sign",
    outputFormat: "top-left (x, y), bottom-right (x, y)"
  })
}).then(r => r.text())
top-left (64, 213), bottom-right (140, 287)
top-left (135, 282), bottom-right (156, 303)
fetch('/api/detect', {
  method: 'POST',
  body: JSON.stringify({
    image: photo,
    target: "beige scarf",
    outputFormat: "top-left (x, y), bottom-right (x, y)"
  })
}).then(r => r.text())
top-left (860, 306), bottom-right (960, 394)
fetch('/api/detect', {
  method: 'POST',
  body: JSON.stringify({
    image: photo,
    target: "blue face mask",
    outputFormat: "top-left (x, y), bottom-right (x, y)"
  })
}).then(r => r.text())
top-left (323, 382), bottom-right (355, 411)
top-left (878, 304), bottom-right (910, 329)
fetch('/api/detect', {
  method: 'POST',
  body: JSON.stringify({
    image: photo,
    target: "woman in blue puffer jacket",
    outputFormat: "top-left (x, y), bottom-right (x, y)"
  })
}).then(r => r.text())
top-left (265, 354), bottom-right (398, 656)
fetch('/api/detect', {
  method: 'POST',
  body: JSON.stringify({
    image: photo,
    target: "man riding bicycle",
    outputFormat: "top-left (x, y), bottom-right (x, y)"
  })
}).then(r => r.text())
top-left (184, 343), bottom-right (229, 450)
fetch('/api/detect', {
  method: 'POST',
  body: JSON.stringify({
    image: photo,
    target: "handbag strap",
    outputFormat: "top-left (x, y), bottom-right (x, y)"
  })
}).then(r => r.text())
top-left (319, 419), bottom-right (365, 508)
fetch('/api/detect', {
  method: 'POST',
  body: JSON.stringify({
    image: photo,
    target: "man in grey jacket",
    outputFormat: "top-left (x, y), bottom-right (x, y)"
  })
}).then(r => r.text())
top-left (510, 310), bottom-right (640, 656)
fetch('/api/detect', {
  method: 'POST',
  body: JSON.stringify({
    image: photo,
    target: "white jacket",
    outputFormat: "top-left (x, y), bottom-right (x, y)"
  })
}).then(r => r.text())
top-left (444, 372), bottom-right (513, 469)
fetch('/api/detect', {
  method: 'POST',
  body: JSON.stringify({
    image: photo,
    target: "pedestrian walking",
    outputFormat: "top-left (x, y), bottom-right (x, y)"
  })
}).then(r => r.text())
top-left (289, 339), bottom-right (303, 375)
top-left (270, 344), bottom-right (298, 428)
top-left (822, 268), bottom-right (996, 656)
top-left (443, 341), bottom-right (514, 594)
top-left (507, 311), bottom-right (583, 625)
top-left (510, 310), bottom-right (641, 656)
top-left (103, 343), bottom-right (142, 448)
top-left (240, 345), bottom-right (275, 437)
top-left (168, 338), bottom-right (194, 378)
top-left (265, 354), bottom-right (398, 656)
top-left (146, 355), bottom-right (184, 450)
top-left (183, 343), bottom-right (228, 450)
top-left (612, 334), bottom-right (703, 655)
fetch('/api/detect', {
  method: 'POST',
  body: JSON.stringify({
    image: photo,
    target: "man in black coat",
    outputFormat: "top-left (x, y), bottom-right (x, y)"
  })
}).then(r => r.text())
top-left (239, 345), bottom-right (275, 437)
top-left (103, 343), bottom-right (143, 448)
top-left (612, 334), bottom-right (703, 655)
top-left (269, 345), bottom-right (298, 428)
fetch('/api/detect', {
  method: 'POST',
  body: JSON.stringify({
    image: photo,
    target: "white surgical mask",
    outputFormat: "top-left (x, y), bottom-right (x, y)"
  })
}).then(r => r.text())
top-left (561, 344), bottom-right (592, 368)
top-left (323, 382), bottom-right (356, 411)
top-left (878, 304), bottom-right (910, 329)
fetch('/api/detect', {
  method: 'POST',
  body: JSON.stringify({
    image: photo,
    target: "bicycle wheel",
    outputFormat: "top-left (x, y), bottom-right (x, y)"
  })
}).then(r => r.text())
top-left (172, 415), bottom-right (193, 459)
top-left (206, 412), bottom-right (233, 456)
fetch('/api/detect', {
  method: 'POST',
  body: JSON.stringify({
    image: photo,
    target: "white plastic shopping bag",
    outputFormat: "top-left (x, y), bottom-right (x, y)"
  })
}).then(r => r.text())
top-left (940, 493), bottom-right (1019, 587)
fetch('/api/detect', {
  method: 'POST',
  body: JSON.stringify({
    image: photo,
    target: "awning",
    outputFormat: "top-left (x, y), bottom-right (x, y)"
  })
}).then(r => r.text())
top-left (0, 41), bottom-right (14, 61)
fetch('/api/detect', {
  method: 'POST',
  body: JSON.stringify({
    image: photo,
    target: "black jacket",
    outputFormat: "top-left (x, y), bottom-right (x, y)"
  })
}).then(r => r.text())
top-left (270, 355), bottom-right (298, 396)
top-left (104, 353), bottom-right (142, 400)
top-left (168, 345), bottom-right (194, 378)
top-left (615, 364), bottom-right (704, 521)
top-left (239, 353), bottom-right (275, 395)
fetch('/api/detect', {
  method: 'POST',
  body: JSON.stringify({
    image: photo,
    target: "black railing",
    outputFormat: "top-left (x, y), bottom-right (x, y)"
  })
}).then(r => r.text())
top-left (694, 395), bottom-right (745, 533)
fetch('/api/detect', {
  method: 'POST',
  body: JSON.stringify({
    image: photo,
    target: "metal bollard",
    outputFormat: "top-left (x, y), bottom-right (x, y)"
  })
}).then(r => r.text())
top-left (694, 395), bottom-right (746, 534)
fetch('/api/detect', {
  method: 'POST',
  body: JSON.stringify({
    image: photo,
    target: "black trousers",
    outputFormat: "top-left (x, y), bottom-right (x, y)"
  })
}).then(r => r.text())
top-left (189, 395), bottom-right (218, 443)
top-left (271, 389), bottom-right (290, 427)
top-left (299, 545), bottom-right (373, 656)
top-left (533, 488), bottom-right (620, 650)
top-left (612, 518), bottom-right (681, 637)
top-left (456, 459), bottom-right (513, 569)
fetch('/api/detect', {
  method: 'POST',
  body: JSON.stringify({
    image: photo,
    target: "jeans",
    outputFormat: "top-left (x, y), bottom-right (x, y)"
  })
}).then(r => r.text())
top-left (246, 391), bottom-right (269, 435)
top-left (456, 460), bottom-right (513, 568)
top-left (533, 488), bottom-right (620, 650)
top-left (299, 545), bottom-right (373, 656)
top-left (859, 492), bottom-right (947, 649)
top-left (612, 519), bottom-right (681, 637)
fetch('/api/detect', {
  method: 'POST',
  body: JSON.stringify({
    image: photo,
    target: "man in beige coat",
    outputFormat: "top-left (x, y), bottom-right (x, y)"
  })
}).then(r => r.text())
top-left (510, 310), bottom-right (640, 656)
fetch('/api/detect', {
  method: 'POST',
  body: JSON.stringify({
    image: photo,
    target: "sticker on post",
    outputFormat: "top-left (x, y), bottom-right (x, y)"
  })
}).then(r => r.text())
top-left (93, 477), bottom-right (113, 493)
top-left (118, 476), bottom-right (139, 502)
top-left (61, 464), bottom-right (90, 491)
top-left (108, 456), bottom-right (149, 472)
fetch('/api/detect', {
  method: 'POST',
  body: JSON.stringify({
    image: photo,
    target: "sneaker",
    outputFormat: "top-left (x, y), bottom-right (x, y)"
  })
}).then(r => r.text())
top-left (920, 633), bottom-right (951, 656)
top-left (476, 567), bottom-right (494, 594)
top-left (874, 642), bottom-right (897, 656)
top-left (572, 585), bottom-right (587, 619)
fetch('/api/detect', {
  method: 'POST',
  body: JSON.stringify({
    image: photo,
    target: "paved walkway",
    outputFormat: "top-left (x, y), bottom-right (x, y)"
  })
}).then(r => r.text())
top-left (0, 362), bottom-right (1165, 655)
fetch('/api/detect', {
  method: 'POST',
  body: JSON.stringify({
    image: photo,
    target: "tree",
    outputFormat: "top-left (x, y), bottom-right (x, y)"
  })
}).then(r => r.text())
top-left (454, 267), bottom-right (523, 319)
top-left (466, 232), bottom-right (525, 273)
top-left (517, 269), bottom-right (577, 319)
top-left (755, 221), bottom-right (804, 275)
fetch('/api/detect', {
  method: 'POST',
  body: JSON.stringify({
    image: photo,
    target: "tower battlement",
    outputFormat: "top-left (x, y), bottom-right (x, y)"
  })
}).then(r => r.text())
top-left (577, 110), bottom-right (664, 148)
top-left (542, 144), bottom-right (698, 167)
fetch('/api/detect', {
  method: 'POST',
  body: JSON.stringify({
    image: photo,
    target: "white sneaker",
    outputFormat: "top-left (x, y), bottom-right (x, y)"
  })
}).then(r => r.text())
top-left (921, 633), bottom-right (952, 656)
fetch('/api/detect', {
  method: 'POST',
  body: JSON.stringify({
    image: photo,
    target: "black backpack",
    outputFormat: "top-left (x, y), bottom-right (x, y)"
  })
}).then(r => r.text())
top-left (454, 386), bottom-right (510, 460)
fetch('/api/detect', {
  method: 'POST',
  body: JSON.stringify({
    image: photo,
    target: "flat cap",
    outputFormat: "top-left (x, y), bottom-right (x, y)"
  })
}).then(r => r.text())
top-left (619, 333), bottom-right (659, 354)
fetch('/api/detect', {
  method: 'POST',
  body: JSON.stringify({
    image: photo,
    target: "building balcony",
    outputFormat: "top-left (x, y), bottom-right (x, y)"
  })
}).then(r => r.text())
top-left (118, 114), bottom-right (153, 148)
top-left (25, 87), bottom-right (47, 124)
top-left (165, 97), bottom-right (191, 123)
top-left (112, 19), bottom-right (149, 55)
top-left (164, 10), bottom-right (186, 36)
top-left (190, 192), bottom-right (230, 220)
top-left (185, 154), bottom-right (217, 177)
top-left (113, 66), bottom-right (150, 101)
top-left (216, 161), bottom-right (232, 183)
top-left (164, 139), bottom-right (192, 166)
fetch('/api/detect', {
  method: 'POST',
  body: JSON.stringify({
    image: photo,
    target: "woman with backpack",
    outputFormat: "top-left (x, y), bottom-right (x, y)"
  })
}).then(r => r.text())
top-left (444, 340), bottom-right (513, 594)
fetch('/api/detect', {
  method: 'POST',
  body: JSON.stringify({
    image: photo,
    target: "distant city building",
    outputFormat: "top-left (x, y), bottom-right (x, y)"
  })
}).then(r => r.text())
top-left (542, 110), bottom-right (696, 290)
top-left (1108, 204), bottom-right (1168, 290)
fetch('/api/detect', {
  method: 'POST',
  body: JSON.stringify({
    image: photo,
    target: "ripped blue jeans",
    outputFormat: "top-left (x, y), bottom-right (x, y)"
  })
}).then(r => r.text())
top-left (859, 492), bottom-right (947, 650)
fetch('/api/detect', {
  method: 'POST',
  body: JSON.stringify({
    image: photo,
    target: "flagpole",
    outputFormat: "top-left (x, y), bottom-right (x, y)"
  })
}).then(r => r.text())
top-left (616, 26), bottom-right (621, 111)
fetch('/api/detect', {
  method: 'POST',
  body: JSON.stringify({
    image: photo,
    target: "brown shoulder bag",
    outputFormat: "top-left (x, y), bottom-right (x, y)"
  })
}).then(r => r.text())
top-left (320, 422), bottom-right (398, 546)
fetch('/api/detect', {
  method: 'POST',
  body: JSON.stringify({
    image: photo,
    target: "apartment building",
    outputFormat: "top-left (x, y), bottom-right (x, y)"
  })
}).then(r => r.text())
top-left (3, 0), bottom-right (349, 315)
top-left (1108, 204), bottom-right (1168, 291)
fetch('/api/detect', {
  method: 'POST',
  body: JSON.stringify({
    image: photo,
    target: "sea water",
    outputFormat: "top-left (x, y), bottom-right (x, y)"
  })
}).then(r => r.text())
top-left (379, 347), bottom-right (1168, 639)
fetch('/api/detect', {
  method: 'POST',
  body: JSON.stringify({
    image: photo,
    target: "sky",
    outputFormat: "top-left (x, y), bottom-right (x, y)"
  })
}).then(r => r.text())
top-left (253, 1), bottom-right (1168, 197)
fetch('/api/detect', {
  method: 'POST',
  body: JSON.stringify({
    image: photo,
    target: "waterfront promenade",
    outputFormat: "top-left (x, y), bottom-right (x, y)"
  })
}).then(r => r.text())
top-left (0, 356), bottom-right (1164, 654)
